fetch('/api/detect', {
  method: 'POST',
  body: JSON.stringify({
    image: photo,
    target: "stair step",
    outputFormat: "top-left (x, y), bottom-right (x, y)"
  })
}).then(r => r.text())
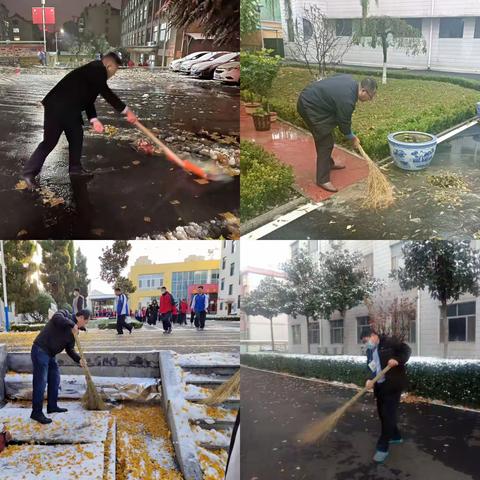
top-left (189, 419), bottom-right (235, 430)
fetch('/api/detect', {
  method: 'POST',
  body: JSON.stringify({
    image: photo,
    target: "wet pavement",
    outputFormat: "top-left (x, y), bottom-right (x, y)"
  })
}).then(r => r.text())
top-left (241, 367), bottom-right (480, 480)
top-left (0, 68), bottom-right (239, 239)
top-left (240, 105), bottom-right (369, 202)
top-left (263, 122), bottom-right (480, 239)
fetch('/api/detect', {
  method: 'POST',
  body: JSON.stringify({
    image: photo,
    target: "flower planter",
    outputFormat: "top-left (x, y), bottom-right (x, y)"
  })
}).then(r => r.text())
top-left (244, 102), bottom-right (261, 115)
top-left (269, 112), bottom-right (278, 122)
top-left (388, 131), bottom-right (438, 171)
top-left (252, 114), bottom-right (271, 131)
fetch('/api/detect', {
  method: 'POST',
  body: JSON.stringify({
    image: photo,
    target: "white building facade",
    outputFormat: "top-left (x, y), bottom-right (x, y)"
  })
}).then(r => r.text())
top-left (281, 0), bottom-right (480, 73)
top-left (288, 240), bottom-right (480, 359)
top-left (218, 240), bottom-right (240, 316)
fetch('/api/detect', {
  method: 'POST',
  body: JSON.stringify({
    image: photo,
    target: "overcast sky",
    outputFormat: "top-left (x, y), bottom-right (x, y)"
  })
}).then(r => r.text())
top-left (240, 240), bottom-right (291, 272)
top-left (3, 0), bottom-right (121, 26)
top-left (74, 240), bottom-right (221, 293)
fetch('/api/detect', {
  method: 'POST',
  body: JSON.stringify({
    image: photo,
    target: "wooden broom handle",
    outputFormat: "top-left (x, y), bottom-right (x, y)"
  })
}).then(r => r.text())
top-left (74, 333), bottom-right (93, 379)
top-left (356, 144), bottom-right (373, 162)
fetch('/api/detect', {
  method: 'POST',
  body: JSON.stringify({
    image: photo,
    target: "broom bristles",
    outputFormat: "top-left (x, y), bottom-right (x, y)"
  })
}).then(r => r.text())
top-left (201, 370), bottom-right (240, 405)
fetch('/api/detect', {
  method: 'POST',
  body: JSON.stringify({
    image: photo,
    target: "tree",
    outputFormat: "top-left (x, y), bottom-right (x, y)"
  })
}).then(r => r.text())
top-left (99, 241), bottom-right (136, 294)
top-left (242, 277), bottom-right (284, 351)
top-left (317, 243), bottom-right (380, 346)
top-left (0, 241), bottom-right (39, 314)
top-left (39, 241), bottom-right (75, 308)
top-left (290, 5), bottom-right (353, 78)
top-left (64, 30), bottom-right (111, 61)
top-left (358, 16), bottom-right (426, 84)
top-left (280, 249), bottom-right (325, 353)
top-left (240, 0), bottom-right (260, 39)
top-left (162, 0), bottom-right (239, 47)
top-left (27, 292), bottom-right (55, 323)
top-left (74, 248), bottom-right (90, 297)
top-left (393, 241), bottom-right (480, 358)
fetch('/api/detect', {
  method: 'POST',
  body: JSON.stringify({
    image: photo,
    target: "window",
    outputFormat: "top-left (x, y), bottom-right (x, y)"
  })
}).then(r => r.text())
top-left (357, 316), bottom-right (371, 343)
top-left (292, 325), bottom-right (301, 345)
top-left (390, 242), bottom-right (403, 271)
top-left (308, 241), bottom-right (318, 254)
top-left (138, 273), bottom-right (164, 290)
top-left (231, 241), bottom-right (236, 254)
top-left (222, 257), bottom-right (226, 269)
top-left (401, 18), bottom-right (422, 35)
top-left (291, 241), bottom-right (299, 257)
top-left (172, 270), bottom-right (208, 303)
top-left (441, 302), bottom-right (476, 342)
top-left (439, 18), bottom-right (464, 39)
top-left (475, 18), bottom-right (480, 38)
top-left (336, 19), bottom-right (352, 37)
top-left (330, 319), bottom-right (344, 344)
top-left (220, 302), bottom-right (223, 310)
top-left (308, 321), bottom-right (320, 344)
top-left (211, 270), bottom-right (220, 283)
top-left (302, 18), bottom-right (313, 40)
top-left (13, 28), bottom-right (19, 33)
top-left (363, 253), bottom-right (374, 276)
top-left (228, 284), bottom-right (233, 295)
top-left (221, 278), bottom-right (225, 290)
top-left (238, 295), bottom-right (241, 308)
top-left (230, 262), bottom-right (235, 276)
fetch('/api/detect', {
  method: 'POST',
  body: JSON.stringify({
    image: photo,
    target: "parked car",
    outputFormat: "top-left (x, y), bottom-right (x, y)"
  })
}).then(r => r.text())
top-left (179, 51), bottom-right (229, 74)
top-left (170, 51), bottom-right (210, 72)
top-left (191, 52), bottom-right (240, 79)
top-left (213, 60), bottom-right (240, 84)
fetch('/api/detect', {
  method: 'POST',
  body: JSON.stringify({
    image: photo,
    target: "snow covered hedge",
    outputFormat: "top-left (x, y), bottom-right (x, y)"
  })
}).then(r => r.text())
top-left (241, 353), bottom-right (480, 407)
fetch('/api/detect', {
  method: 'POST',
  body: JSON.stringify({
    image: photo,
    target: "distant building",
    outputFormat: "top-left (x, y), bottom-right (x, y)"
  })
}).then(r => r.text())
top-left (240, 266), bottom-right (289, 353)
top-left (128, 255), bottom-right (220, 312)
top-left (218, 241), bottom-right (240, 316)
top-left (8, 13), bottom-right (42, 42)
top-left (0, 3), bottom-right (10, 41)
top-left (288, 240), bottom-right (480, 359)
top-left (79, 1), bottom-right (121, 47)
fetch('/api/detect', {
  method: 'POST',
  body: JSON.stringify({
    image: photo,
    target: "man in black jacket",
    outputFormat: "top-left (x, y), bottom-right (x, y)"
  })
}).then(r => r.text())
top-left (22, 52), bottom-right (138, 188)
top-left (297, 74), bottom-right (377, 192)
top-left (364, 331), bottom-right (411, 463)
top-left (30, 309), bottom-right (90, 424)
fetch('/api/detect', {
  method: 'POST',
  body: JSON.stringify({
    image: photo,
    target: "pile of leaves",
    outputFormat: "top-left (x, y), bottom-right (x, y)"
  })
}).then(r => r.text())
top-left (426, 172), bottom-right (470, 206)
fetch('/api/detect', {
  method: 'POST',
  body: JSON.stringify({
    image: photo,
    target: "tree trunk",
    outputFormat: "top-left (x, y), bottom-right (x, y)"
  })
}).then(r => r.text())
top-left (382, 62), bottom-right (387, 85)
top-left (441, 302), bottom-right (448, 358)
top-left (306, 316), bottom-right (311, 354)
top-left (269, 317), bottom-right (275, 352)
top-left (382, 35), bottom-right (388, 85)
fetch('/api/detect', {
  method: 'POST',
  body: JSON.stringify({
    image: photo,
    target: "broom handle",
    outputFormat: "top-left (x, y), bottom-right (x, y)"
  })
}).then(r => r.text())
top-left (356, 144), bottom-right (373, 162)
top-left (74, 333), bottom-right (94, 381)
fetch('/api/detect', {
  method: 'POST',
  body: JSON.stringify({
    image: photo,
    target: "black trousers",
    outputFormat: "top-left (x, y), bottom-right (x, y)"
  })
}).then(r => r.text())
top-left (297, 98), bottom-right (335, 185)
top-left (161, 312), bottom-right (172, 332)
top-left (116, 314), bottom-right (132, 334)
top-left (375, 383), bottom-right (402, 452)
top-left (23, 108), bottom-right (84, 177)
top-left (194, 311), bottom-right (206, 329)
top-left (190, 312), bottom-right (195, 324)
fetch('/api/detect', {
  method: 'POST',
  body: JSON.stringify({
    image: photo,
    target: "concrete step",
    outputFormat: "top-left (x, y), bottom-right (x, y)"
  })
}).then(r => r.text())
top-left (190, 418), bottom-right (235, 430)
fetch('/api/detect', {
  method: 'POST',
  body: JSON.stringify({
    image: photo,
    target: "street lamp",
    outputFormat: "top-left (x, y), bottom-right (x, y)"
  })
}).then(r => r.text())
top-left (0, 241), bottom-right (9, 332)
top-left (55, 27), bottom-right (64, 65)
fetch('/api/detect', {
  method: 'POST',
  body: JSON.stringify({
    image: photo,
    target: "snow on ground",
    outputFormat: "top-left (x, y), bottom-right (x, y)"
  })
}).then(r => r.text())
top-left (177, 352), bottom-right (240, 367)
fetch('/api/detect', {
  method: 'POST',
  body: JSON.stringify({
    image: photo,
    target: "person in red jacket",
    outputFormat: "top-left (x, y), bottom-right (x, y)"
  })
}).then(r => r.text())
top-left (179, 299), bottom-right (188, 326)
top-left (172, 303), bottom-right (178, 325)
top-left (159, 286), bottom-right (175, 334)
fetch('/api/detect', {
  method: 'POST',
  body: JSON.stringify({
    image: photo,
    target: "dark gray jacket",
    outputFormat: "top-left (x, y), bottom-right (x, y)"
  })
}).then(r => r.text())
top-left (298, 74), bottom-right (358, 136)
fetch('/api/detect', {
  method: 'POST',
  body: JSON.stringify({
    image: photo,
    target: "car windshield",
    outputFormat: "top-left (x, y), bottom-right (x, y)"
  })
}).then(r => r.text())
top-left (190, 53), bottom-right (214, 63)
top-left (214, 53), bottom-right (238, 63)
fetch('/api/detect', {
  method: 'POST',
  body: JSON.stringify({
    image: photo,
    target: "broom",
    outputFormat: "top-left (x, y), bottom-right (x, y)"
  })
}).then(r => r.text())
top-left (201, 370), bottom-right (240, 405)
top-left (74, 333), bottom-right (107, 411)
top-left (297, 364), bottom-right (392, 445)
top-left (357, 144), bottom-right (395, 210)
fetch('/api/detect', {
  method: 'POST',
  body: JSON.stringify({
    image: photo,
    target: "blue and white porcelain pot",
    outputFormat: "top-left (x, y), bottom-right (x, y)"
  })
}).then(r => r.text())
top-left (387, 131), bottom-right (438, 171)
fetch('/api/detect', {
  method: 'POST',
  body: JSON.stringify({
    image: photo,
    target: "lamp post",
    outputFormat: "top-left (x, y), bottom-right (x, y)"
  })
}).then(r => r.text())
top-left (0, 241), bottom-right (9, 332)
top-left (55, 28), bottom-right (63, 65)
top-left (41, 0), bottom-right (47, 64)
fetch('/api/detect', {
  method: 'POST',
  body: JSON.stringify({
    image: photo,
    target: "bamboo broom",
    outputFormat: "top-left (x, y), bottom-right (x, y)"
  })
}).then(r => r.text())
top-left (357, 144), bottom-right (394, 210)
top-left (297, 365), bottom-right (392, 445)
top-left (74, 333), bottom-right (107, 411)
top-left (201, 370), bottom-right (240, 405)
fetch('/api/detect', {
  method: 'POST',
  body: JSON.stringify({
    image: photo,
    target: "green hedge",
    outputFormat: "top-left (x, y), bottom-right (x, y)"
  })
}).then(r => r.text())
top-left (97, 320), bottom-right (144, 330)
top-left (10, 324), bottom-right (45, 332)
top-left (240, 140), bottom-right (296, 221)
top-left (241, 353), bottom-right (480, 408)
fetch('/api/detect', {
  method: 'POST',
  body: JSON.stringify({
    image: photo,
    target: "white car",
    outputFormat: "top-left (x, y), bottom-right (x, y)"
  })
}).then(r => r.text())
top-left (179, 51), bottom-right (228, 74)
top-left (191, 52), bottom-right (240, 79)
top-left (170, 51), bottom-right (210, 72)
top-left (213, 60), bottom-right (240, 84)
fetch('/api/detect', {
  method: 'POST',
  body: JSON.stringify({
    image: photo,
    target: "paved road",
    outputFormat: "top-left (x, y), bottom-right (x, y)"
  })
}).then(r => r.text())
top-left (0, 320), bottom-right (239, 354)
top-left (0, 68), bottom-right (239, 239)
top-left (241, 366), bottom-right (480, 480)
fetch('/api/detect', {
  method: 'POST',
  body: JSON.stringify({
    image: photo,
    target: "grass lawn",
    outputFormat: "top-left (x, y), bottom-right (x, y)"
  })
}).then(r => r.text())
top-left (268, 67), bottom-right (480, 160)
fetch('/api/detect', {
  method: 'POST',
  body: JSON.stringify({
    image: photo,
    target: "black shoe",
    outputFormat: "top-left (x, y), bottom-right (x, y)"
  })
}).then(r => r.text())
top-left (128, 328), bottom-right (133, 334)
top-left (69, 167), bottom-right (93, 177)
top-left (47, 406), bottom-right (68, 414)
top-left (21, 174), bottom-right (38, 190)
top-left (30, 411), bottom-right (52, 424)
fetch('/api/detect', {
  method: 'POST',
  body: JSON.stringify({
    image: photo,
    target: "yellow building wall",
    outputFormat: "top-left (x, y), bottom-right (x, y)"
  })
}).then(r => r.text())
top-left (128, 259), bottom-right (220, 309)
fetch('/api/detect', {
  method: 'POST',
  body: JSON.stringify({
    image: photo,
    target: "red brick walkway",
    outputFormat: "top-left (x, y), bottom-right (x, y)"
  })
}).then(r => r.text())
top-left (241, 106), bottom-right (369, 202)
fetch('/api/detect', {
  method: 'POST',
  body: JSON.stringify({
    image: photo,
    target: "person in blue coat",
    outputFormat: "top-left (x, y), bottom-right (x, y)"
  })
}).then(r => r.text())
top-left (191, 286), bottom-right (209, 331)
top-left (115, 287), bottom-right (133, 335)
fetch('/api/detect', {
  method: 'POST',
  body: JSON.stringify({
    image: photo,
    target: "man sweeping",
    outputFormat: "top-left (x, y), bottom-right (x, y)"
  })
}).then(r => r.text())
top-left (297, 74), bottom-right (377, 192)
top-left (30, 309), bottom-right (90, 424)
top-left (364, 330), bottom-right (411, 463)
top-left (114, 287), bottom-right (133, 335)
top-left (22, 52), bottom-right (139, 189)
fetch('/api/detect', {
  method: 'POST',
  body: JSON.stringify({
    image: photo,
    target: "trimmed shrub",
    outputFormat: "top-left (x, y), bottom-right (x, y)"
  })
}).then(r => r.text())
top-left (241, 353), bottom-right (480, 408)
top-left (241, 140), bottom-right (296, 221)
top-left (97, 320), bottom-right (144, 330)
top-left (10, 324), bottom-right (45, 332)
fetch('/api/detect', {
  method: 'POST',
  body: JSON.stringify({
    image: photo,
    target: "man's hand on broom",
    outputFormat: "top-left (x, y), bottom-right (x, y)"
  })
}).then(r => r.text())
top-left (387, 358), bottom-right (399, 368)
top-left (124, 107), bottom-right (138, 124)
top-left (79, 358), bottom-right (87, 369)
top-left (350, 135), bottom-right (361, 151)
top-left (90, 118), bottom-right (104, 134)
top-left (365, 379), bottom-right (374, 390)
top-left (72, 324), bottom-right (79, 336)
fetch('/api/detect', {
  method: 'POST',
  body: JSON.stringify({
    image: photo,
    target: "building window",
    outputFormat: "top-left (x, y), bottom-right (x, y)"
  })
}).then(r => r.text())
top-left (336, 19), bottom-right (352, 36)
top-left (211, 269), bottom-right (220, 283)
top-left (441, 301), bottom-right (476, 342)
top-left (220, 302), bottom-right (223, 310)
top-left (228, 284), bottom-right (233, 295)
top-left (363, 253), bottom-right (374, 276)
top-left (13, 28), bottom-right (19, 33)
top-left (439, 18), bottom-right (464, 39)
top-left (308, 321), bottom-right (320, 344)
top-left (230, 262), bottom-right (235, 276)
top-left (401, 18), bottom-right (422, 35)
top-left (390, 242), bottom-right (403, 271)
top-left (330, 319), bottom-right (344, 344)
top-left (291, 241), bottom-right (299, 257)
top-left (474, 18), bottom-right (480, 38)
top-left (222, 256), bottom-right (226, 269)
top-left (357, 316), bottom-right (371, 343)
top-left (292, 325), bottom-right (301, 345)
top-left (138, 273), bottom-right (164, 290)
top-left (221, 278), bottom-right (225, 290)
top-left (238, 295), bottom-right (241, 308)
top-left (308, 241), bottom-right (318, 254)
top-left (172, 270), bottom-right (208, 303)
top-left (302, 18), bottom-right (313, 40)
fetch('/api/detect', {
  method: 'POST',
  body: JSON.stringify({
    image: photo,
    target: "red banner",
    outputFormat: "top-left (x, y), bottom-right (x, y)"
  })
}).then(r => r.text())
top-left (32, 7), bottom-right (56, 25)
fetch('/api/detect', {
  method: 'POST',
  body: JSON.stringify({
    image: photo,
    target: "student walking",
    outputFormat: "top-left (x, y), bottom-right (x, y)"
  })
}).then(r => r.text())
top-left (115, 287), bottom-right (133, 335)
top-left (159, 286), bottom-right (175, 334)
top-left (192, 286), bottom-right (209, 331)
